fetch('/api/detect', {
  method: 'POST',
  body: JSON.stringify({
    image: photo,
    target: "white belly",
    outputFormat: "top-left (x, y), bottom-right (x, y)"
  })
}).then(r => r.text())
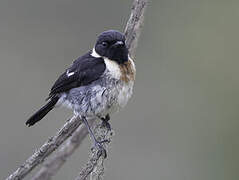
top-left (117, 81), bottom-right (134, 108)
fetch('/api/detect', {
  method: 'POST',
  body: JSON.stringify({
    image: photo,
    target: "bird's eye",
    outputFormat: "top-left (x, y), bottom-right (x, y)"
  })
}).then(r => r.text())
top-left (102, 41), bottom-right (108, 47)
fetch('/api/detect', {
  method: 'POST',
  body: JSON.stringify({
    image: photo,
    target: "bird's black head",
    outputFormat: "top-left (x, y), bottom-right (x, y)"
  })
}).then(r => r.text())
top-left (95, 30), bottom-right (128, 64)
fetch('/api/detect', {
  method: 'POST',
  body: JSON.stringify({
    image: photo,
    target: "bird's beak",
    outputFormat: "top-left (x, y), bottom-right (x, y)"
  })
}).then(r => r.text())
top-left (114, 41), bottom-right (124, 47)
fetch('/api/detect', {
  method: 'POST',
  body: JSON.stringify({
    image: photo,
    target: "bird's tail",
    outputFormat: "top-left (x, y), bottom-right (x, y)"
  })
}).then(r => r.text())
top-left (26, 96), bottom-right (59, 127)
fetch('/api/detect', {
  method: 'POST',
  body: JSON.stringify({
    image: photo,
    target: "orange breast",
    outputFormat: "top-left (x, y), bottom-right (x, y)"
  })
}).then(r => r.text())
top-left (119, 58), bottom-right (136, 83)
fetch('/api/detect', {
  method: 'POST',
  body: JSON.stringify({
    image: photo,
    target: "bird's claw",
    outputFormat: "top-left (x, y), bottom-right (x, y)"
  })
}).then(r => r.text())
top-left (101, 121), bottom-right (111, 131)
top-left (100, 114), bottom-right (111, 131)
top-left (94, 140), bottom-right (108, 158)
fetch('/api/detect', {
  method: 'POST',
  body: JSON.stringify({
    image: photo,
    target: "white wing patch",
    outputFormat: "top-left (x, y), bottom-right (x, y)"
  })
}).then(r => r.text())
top-left (66, 69), bottom-right (75, 77)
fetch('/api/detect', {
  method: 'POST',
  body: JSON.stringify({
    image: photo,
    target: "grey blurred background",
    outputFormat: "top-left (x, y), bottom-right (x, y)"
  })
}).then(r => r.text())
top-left (0, 0), bottom-right (238, 179)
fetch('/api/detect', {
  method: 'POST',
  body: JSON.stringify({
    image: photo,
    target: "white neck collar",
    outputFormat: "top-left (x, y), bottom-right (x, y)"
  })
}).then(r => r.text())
top-left (91, 47), bottom-right (101, 58)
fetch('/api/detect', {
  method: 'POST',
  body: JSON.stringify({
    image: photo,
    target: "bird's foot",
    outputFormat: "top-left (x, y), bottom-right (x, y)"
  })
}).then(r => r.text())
top-left (82, 116), bottom-right (110, 158)
top-left (100, 114), bottom-right (111, 131)
top-left (93, 139), bottom-right (110, 158)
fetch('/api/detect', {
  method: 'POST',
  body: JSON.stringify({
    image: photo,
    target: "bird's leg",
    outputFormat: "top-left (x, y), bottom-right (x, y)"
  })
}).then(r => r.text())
top-left (100, 114), bottom-right (111, 131)
top-left (81, 116), bottom-right (108, 158)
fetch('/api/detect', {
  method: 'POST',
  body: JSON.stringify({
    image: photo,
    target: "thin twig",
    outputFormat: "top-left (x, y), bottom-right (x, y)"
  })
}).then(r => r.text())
top-left (75, 123), bottom-right (114, 180)
top-left (31, 118), bottom-right (96, 180)
top-left (125, 0), bottom-right (148, 58)
top-left (5, 116), bottom-right (83, 180)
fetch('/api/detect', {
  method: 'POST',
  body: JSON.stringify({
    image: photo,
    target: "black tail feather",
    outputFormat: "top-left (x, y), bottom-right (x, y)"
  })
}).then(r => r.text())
top-left (26, 96), bottom-right (59, 127)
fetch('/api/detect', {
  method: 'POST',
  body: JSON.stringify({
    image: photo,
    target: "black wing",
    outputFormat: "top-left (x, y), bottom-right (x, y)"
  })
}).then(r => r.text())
top-left (48, 51), bottom-right (105, 98)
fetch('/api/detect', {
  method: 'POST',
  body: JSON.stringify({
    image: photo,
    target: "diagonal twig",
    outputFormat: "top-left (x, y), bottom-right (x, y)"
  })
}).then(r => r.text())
top-left (6, 116), bottom-right (82, 180)
top-left (31, 118), bottom-right (96, 180)
top-left (125, 0), bottom-right (148, 59)
top-left (75, 122), bottom-right (114, 180)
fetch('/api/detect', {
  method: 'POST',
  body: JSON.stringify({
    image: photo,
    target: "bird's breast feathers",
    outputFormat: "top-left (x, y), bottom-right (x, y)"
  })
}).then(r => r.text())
top-left (61, 49), bottom-right (136, 116)
top-left (91, 48), bottom-right (136, 83)
top-left (91, 48), bottom-right (136, 107)
top-left (103, 56), bottom-right (136, 109)
top-left (103, 56), bottom-right (136, 83)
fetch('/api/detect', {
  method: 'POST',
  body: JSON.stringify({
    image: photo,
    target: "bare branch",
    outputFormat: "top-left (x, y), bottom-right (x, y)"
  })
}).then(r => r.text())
top-left (31, 118), bottom-right (96, 180)
top-left (75, 123), bottom-right (114, 180)
top-left (125, 0), bottom-right (148, 58)
top-left (6, 116), bottom-right (83, 180)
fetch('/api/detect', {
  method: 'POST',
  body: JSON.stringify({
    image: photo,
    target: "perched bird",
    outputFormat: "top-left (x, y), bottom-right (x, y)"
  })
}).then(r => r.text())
top-left (26, 30), bottom-right (136, 149)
